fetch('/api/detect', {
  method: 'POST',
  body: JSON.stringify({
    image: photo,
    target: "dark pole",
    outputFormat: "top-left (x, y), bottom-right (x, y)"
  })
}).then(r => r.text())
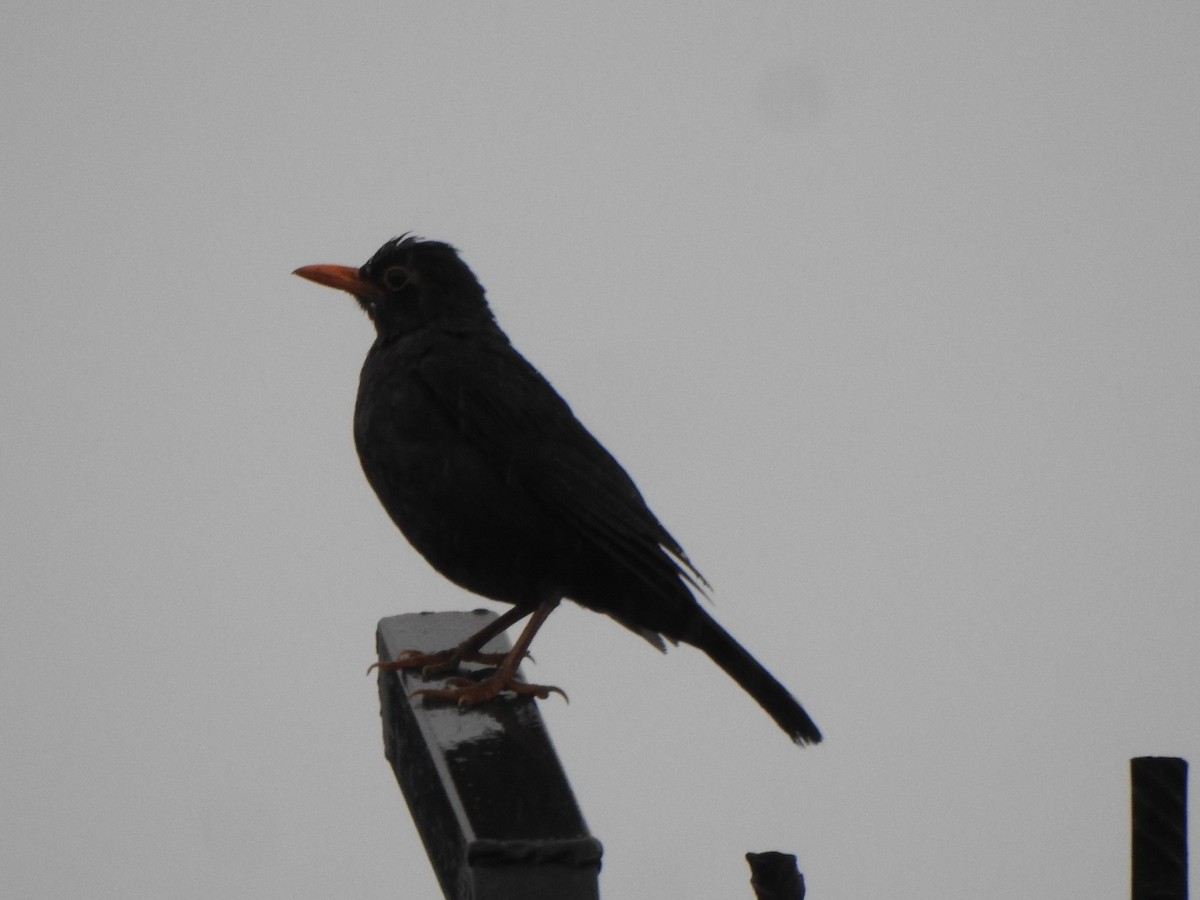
top-left (1131, 756), bottom-right (1188, 900)
top-left (746, 851), bottom-right (805, 899)
top-left (376, 610), bottom-right (602, 900)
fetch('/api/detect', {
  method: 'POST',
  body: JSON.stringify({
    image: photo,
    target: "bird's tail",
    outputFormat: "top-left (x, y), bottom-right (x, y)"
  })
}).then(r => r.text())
top-left (688, 611), bottom-right (822, 746)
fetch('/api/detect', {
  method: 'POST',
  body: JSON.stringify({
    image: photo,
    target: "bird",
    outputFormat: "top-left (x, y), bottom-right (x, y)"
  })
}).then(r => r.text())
top-left (293, 235), bottom-right (822, 745)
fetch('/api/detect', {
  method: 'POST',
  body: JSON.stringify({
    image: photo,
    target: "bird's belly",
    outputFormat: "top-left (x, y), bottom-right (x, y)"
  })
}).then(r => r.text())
top-left (357, 429), bottom-right (569, 605)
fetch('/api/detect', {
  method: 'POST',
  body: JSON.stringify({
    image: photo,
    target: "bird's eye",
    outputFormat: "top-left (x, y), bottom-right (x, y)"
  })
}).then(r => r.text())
top-left (383, 266), bottom-right (412, 291)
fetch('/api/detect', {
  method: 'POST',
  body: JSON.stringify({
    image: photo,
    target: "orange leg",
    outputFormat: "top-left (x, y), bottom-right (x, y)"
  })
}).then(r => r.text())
top-left (410, 598), bottom-right (566, 705)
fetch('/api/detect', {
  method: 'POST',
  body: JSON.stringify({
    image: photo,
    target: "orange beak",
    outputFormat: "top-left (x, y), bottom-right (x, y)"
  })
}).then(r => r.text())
top-left (293, 264), bottom-right (384, 303)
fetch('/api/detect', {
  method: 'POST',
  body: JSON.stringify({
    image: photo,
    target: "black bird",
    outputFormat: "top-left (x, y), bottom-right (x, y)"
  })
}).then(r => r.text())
top-left (294, 236), bottom-right (822, 745)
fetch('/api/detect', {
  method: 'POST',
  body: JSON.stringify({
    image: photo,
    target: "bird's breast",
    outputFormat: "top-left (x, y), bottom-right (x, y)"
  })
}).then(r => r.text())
top-left (351, 344), bottom-right (556, 602)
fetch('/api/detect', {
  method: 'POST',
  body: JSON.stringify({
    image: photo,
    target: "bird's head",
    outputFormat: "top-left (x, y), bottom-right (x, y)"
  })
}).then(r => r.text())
top-left (294, 235), bottom-right (493, 334)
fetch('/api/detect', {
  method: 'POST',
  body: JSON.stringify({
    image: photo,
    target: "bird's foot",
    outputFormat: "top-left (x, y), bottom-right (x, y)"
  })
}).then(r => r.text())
top-left (410, 672), bottom-right (568, 706)
top-left (368, 647), bottom-right (512, 677)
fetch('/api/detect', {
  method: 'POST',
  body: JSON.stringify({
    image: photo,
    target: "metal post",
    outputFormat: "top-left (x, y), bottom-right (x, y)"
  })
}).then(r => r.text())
top-left (746, 851), bottom-right (805, 900)
top-left (376, 610), bottom-right (602, 900)
top-left (1131, 756), bottom-right (1188, 900)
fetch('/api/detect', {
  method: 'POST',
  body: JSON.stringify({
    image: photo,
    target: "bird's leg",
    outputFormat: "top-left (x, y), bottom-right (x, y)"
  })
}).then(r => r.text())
top-left (411, 598), bottom-right (567, 705)
top-left (369, 605), bottom-right (533, 676)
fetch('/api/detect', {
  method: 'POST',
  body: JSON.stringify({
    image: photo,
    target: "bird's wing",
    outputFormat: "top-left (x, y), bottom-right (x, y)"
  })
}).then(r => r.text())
top-left (414, 332), bottom-right (706, 602)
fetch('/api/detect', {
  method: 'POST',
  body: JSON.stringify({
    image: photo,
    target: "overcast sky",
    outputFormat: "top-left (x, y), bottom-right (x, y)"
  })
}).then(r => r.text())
top-left (3, 3), bottom-right (1198, 898)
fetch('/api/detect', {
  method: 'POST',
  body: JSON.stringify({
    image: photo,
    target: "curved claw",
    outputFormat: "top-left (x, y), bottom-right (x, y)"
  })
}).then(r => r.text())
top-left (367, 647), bottom-right (516, 677)
top-left (410, 673), bottom-right (568, 706)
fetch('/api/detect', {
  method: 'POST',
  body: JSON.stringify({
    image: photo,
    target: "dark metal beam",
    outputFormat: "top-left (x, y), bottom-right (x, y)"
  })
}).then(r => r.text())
top-left (1131, 756), bottom-right (1188, 900)
top-left (376, 610), bottom-right (602, 900)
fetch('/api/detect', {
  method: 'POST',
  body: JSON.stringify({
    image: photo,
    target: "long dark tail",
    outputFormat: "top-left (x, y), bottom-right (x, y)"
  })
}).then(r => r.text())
top-left (688, 611), bottom-right (822, 746)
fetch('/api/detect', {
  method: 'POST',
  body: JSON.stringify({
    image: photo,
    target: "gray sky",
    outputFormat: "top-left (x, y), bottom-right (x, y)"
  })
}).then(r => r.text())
top-left (3, 3), bottom-right (1198, 897)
